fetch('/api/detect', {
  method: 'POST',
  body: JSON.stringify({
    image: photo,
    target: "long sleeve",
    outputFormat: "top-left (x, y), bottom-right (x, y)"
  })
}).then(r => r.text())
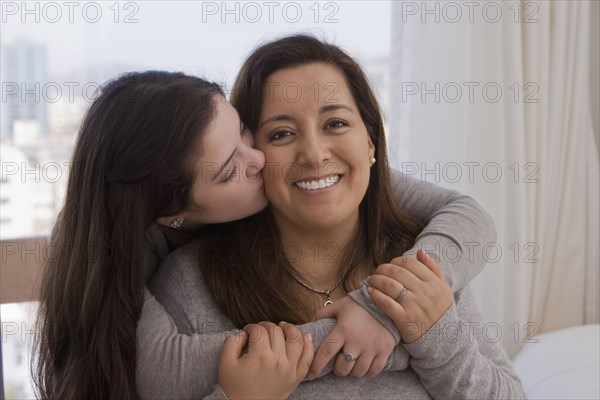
top-left (136, 289), bottom-right (229, 400)
top-left (402, 286), bottom-right (526, 399)
top-left (390, 169), bottom-right (496, 290)
top-left (139, 243), bottom-right (523, 400)
top-left (349, 169), bottom-right (497, 344)
top-left (136, 248), bottom-right (411, 399)
top-left (136, 171), bottom-right (497, 395)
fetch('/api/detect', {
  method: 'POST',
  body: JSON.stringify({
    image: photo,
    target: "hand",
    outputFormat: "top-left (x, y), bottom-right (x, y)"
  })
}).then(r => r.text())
top-left (218, 321), bottom-right (314, 399)
top-left (367, 250), bottom-right (453, 344)
top-left (307, 296), bottom-right (396, 379)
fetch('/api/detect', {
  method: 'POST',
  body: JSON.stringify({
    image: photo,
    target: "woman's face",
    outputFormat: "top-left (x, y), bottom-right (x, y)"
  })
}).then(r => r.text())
top-left (181, 96), bottom-right (268, 225)
top-left (255, 62), bottom-right (375, 232)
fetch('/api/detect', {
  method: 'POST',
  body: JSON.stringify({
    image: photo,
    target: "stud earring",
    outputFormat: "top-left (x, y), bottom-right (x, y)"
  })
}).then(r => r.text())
top-left (369, 157), bottom-right (376, 167)
top-left (171, 218), bottom-right (183, 229)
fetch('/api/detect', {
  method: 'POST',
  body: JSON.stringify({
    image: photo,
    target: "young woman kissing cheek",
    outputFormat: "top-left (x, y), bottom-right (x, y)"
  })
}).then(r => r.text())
top-left (158, 95), bottom-right (268, 228)
top-left (255, 62), bottom-right (375, 234)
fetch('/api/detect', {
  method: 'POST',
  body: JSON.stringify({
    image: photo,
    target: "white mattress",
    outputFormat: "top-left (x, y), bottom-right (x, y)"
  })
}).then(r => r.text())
top-left (512, 324), bottom-right (600, 399)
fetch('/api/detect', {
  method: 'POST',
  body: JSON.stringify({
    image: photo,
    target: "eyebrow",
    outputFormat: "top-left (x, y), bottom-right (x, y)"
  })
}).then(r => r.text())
top-left (319, 104), bottom-right (354, 114)
top-left (257, 104), bottom-right (354, 130)
top-left (258, 114), bottom-right (295, 130)
top-left (213, 149), bottom-right (237, 182)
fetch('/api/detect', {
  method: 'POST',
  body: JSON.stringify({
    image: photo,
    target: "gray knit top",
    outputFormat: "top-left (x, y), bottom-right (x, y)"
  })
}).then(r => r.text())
top-left (136, 171), bottom-right (525, 399)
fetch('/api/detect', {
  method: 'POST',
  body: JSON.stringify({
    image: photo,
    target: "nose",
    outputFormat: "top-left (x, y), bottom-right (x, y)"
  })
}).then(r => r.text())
top-left (244, 148), bottom-right (265, 179)
top-left (242, 133), bottom-right (265, 180)
top-left (297, 128), bottom-right (330, 168)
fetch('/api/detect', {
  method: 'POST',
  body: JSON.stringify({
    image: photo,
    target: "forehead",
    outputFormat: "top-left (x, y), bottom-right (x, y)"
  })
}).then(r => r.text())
top-left (262, 62), bottom-right (355, 109)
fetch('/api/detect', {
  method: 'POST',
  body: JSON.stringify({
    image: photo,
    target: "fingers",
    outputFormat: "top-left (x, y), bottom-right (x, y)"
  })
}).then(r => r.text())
top-left (365, 354), bottom-right (388, 378)
top-left (244, 322), bottom-right (285, 354)
top-left (258, 321), bottom-right (285, 354)
top-left (368, 287), bottom-right (406, 324)
top-left (374, 263), bottom-right (422, 292)
top-left (416, 249), bottom-right (427, 265)
top-left (332, 350), bottom-right (355, 377)
top-left (278, 322), bottom-right (313, 381)
top-left (244, 324), bottom-right (271, 353)
top-left (417, 250), bottom-right (447, 282)
top-left (332, 349), bottom-right (388, 378)
top-left (350, 354), bottom-right (373, 378)
top-left (332, 351), bottom-right (376, 378)
top-left (220, 332), bottom-right (248, 364)
top-left (296, 333), bottom-right (315, 381)
top-left (348, 353), bottom-right (374, 378)
top-left (368, 274), bottom-right (412, 305)
top-left (388, 254), bottom-right (436, 282)
top-left (307, 332), bottom-right (344, 380)
top-left (279, 322), bottom-right (304, 361)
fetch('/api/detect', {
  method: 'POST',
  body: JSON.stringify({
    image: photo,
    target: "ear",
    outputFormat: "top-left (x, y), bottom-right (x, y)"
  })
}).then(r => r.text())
top-left (367, 136), bottom-right (375, 158)
top-left (156, 216), bottom-right (180, 228)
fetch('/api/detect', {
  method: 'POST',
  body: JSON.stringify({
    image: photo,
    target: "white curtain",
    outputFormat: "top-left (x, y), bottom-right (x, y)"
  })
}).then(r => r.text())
top-left (388, 0), bottom-right (599, 358)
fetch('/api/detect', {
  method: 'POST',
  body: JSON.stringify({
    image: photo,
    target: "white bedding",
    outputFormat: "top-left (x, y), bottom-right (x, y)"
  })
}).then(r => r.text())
top-left (512, 324), bottom-right (600, 399)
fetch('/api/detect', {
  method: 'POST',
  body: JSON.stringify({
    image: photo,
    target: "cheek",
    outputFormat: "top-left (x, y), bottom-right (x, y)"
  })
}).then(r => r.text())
top-left (189, 182), bottom-right (207, 208)
top-left (190, 183), bottom-right (238, 211)
top-left (222, 183), bottom-right (252, 205)
top-left (352, 136), bottom-right (372, 164)
top-left (262, 149), bottom-right (289, 183)
top-left (200, 186), bottom-right (253, 221)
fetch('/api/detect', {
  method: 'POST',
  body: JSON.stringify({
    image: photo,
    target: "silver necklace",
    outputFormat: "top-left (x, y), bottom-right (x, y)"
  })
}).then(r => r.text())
top-left (287, 231), bottom-right (361, 307)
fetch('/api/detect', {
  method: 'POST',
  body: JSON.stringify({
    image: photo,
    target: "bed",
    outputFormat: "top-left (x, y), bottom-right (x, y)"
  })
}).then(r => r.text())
top-left (512, 324), bottom-right (600, 399)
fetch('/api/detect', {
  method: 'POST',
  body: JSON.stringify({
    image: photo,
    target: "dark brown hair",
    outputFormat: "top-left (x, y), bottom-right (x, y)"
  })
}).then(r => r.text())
top-left (33, 71), bottom-right (222, 399)
top-left (198, 34), bottom-right (424, 327)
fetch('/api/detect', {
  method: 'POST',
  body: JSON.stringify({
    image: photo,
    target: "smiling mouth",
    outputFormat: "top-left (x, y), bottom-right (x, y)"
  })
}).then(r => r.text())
top-left (294, 175), bottom-right (341, 191)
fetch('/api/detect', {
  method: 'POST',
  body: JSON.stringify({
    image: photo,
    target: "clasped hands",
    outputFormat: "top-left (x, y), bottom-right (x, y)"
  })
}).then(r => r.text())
top-left (308, 249), bottom-right (454, 379)
top-left (218, 250), bottom-right (453, 399)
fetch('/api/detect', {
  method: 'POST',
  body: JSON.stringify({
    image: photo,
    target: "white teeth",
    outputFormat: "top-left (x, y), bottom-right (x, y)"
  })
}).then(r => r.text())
top-left (295, 175), bottom-right (340, 190)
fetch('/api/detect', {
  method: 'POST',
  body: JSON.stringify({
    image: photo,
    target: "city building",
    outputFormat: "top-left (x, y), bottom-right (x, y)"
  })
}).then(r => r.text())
top-left (1, 40), bottom-right (49, 141)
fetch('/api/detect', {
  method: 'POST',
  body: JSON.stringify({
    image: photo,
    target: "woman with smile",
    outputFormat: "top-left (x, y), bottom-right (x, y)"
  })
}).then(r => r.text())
top-left (258, 62), bottom-right (377, 237)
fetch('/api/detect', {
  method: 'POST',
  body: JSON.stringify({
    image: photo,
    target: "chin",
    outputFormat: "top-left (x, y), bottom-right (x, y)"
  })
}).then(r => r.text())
top-left (256, 199), bottom-right (270, 213)
top-left (247, 197), bottom-right (269, 216)
top-left (294, 212), bottom-right (344, 231)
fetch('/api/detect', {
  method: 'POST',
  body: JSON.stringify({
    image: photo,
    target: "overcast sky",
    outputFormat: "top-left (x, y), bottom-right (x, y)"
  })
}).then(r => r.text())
top-left (2, 1), bottom-right (391, 86)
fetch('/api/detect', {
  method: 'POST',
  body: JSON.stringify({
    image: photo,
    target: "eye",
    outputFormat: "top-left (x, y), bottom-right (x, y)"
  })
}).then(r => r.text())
top-left (268, 129), bottom-right (295, 142)
top-left (223, 164), bottom-right (238, 183)
top-left (325, 119), bottom-right (349, 129)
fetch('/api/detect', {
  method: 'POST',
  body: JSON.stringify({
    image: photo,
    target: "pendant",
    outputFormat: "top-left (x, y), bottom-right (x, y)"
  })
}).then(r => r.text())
top-left (323, 290), bottom-right (333, 306)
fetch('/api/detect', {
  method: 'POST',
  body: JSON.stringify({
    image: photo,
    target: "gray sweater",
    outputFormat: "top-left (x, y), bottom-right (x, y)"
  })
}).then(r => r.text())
top-left (136, 172), bottom-right (524, 399)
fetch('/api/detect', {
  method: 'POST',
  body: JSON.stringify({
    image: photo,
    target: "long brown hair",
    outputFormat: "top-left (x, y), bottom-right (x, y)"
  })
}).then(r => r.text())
top-left (198, 34), bottom-right (424, 327)
top-left (33, 71), bottom-right (222, 399)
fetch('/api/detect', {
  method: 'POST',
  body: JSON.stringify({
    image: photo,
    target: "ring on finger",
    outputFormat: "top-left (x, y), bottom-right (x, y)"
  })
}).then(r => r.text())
top-left (343, 352), bottom-right (356, 362)
top-left (396, 286), bottom-right (409, 304)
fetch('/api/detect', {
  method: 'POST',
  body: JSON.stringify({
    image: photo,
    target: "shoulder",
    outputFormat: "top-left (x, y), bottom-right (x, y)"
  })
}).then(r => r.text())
top-left (142, 224), bottom-right (171, 283)
top-left (162, 238), bottom-right (201, 267)
top-left (147, 238), bottom-right (233, 332)
top-left (389, 167), bottom-right (450, 199)
top-left (147, 239), bottom-right (205, 314)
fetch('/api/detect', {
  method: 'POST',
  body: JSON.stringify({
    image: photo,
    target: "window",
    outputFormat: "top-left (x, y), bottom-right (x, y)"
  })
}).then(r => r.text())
top-left (1, 1), bottom-right (393, 395)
